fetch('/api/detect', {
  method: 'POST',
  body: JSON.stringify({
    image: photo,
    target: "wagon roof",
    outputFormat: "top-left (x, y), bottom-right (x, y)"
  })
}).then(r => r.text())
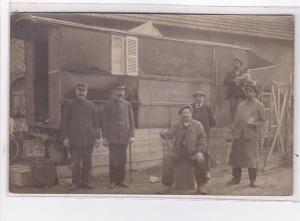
top-left (13, 14), bottom-right (251, 51)
top-left (12, 15), bottom-right (278, 70)
top-left (83, 14), bottom-right (294, 41)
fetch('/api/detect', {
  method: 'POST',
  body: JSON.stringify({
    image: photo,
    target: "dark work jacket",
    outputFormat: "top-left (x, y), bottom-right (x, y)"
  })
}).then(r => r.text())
top-left (191, 102), bottom-right (216, 138)
top-left (62, 98), bottom-right (100, 146)
top-left (223, 70), bottom-right (245, 100)
top-left (163, 119), bottom-right (207, 155)
top-left (102, 97), bottom-right (135, 145)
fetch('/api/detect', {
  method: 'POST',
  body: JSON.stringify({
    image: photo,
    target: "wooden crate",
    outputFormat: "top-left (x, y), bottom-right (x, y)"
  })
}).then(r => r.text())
top-left (23, 139), bottom-right (45, 159)
top-left (9, 164), bottom-right (32, 187)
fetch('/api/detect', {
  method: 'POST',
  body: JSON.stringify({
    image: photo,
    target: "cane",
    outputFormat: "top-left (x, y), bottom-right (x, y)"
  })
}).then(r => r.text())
top-left (129, 142), bottom-right (132, 183)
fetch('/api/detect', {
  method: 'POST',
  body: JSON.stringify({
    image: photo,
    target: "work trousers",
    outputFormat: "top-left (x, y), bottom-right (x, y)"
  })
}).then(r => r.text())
top-left (162, 153), bottom-right (208, 187)
top-left (109, 144), bottom-right (127, 184)
top-left (70, 144), bottom-right (93, 185)
top-left (228, 96), bottom-right (242, 121)
top-left (232, 168), bottom-right (257, 182)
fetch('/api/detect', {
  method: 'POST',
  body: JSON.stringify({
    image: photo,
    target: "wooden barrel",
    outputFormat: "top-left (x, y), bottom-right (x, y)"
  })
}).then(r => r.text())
top-left (174, 159), bottom-right (195, 190)
top-left (30, 159), bottom-right (57, 188)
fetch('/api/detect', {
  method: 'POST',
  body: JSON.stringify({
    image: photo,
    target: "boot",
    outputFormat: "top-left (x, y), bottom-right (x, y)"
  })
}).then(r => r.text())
top-left (196, 184), bottom-right (206, 195)
top-left (118, 182), bottom-right (130, 188)
top-left (80, 183), bottom-right (94, 189)
top-left (68, 183), bottom-right (79, 191)
top-left (249, 180), bottom-right (258, 188)
top-left (108, 182), bottom-right (117, 189)
top-left (157, 185), bottom-right (172, 194)
top-left (226, 178), bottom-right (240, 185)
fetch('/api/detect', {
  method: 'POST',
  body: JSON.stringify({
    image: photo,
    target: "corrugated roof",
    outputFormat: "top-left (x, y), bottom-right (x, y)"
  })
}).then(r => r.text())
top-left (83, 14), bottom-right (294, 40)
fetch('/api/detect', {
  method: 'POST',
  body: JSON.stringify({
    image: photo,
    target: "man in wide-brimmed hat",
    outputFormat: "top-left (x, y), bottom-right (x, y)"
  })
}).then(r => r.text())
top-left (62, 82), bottom-right (101, 190)
top-left (227, 80), bottom-right (265, 187)
top-left (159, 104), bottom-right (209, 194)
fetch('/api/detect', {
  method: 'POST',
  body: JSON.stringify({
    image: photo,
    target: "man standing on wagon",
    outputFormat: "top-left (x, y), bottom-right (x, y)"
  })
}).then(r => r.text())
top-left (102, 82), bottom-right (135, 189)
top-left (62, 83), bottom-right (101, 191)
top-left (223, 58), bottom-right (251, 121)
top-left (227, 81), bottom-right (265, 187)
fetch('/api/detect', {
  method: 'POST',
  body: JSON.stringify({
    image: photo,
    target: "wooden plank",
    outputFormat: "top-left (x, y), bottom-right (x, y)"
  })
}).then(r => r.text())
top-left (48, 72), bottom-right (61, 129)
top-left (24, 40), bottom-right (35, 126)
top-left (92, 148), bottom-right (163, 166)
top-left (91, 158), bottom-right (162, 177)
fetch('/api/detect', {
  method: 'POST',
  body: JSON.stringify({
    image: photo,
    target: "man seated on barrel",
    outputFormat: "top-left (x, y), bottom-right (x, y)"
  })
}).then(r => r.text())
top-left (159, 105), bottom-right (208, 194)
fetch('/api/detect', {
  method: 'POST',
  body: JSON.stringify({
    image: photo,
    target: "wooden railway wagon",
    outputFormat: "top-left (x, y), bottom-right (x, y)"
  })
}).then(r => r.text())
top-left (11, 15), bottom-right (275, 173)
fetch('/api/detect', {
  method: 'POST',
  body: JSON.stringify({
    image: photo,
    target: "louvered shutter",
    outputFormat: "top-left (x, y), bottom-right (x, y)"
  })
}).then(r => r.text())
top-left (126, 36), bottom-right (138, 76)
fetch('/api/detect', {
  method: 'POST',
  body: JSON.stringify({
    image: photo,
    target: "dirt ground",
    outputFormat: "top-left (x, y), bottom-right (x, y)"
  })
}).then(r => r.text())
top-left (10, 163), bottom-right (293, 196)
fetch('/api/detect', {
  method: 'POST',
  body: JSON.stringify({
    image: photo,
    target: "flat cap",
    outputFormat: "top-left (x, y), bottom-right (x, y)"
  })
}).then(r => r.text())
top-left (75, 82), bottom-right (88, 90)
top-left (178, 104), bottom-right (192, 115)
top-left (193, 91), bottom-right (206, 97)
top-left (115, 82), bottom-right (126, 89)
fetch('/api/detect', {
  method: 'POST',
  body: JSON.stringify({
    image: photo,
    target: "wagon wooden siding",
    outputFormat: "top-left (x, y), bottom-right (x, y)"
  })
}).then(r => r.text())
top-left (91, 128), bottom-right (163, 175)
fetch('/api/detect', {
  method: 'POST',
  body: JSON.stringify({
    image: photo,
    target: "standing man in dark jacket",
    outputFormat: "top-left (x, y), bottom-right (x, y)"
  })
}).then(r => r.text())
top-left (191, 91), bottom-right (216, 179)
top-left (102, 82), bottom-right (135, 189)
top-left (62, 83), bottom-right (101, 190)
top-left (223, 58), bottom-right (250, 121)
top-left (191, 91), bottom-right (216, 141)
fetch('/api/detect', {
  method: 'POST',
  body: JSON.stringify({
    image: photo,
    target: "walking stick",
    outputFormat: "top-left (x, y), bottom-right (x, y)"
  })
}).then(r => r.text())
top-left (129, 142), bottom-right (132, 183)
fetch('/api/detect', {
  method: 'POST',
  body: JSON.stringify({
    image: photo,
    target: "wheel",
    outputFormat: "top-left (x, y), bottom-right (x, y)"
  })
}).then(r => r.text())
top-left (9, 136), bottom-right (20, 163)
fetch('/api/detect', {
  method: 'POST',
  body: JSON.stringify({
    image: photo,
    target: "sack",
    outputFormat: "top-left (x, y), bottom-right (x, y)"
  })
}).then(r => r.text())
top-left (30, 159), bottom-right (57, 188)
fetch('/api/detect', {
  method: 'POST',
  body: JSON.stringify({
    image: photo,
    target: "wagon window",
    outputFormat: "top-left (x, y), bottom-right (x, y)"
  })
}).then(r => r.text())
top-left (111, 35), bottom-right (138, 76)
top-left (111, 35), bottom-right (125, 75)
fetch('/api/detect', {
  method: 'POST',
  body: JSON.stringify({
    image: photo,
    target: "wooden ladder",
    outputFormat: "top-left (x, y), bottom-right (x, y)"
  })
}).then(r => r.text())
top-left (261, 82), bottom-right (290, 171)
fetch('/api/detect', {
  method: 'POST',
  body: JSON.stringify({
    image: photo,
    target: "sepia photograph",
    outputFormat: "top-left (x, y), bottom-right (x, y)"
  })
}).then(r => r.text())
top-left (8, 13), bottom-right (294, 196)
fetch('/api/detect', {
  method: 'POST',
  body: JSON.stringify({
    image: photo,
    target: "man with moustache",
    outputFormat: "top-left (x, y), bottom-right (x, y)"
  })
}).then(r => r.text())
top-left (159, 105), bottom-right (208, 194)
top-left (102, 82), bottom-right (135, 189)
top-left (62, 83), bottom-right (101, 190)
top-left (191, 91), bottom-right (216, 142)
top-left (191, 91), bottom-right (216, 179)
top-left (227, 81), bottom-right (265, 187)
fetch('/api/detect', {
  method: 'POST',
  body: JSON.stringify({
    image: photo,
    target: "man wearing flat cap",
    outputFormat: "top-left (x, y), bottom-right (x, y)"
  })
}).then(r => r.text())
top-left (191, 91), bottom-right (216, 179)
top-left (191, 91), bottom-right (216, 141)
top-left (159, 105), bottom-right (208, 194)
top-left (62, 82), bottom-right (101, 190)
top-left (102, 82), bottom-right (135, 189)
top-left (223, 58), bottom-right (251, 121)
top-left (227, 81), bottom-right (265, 187)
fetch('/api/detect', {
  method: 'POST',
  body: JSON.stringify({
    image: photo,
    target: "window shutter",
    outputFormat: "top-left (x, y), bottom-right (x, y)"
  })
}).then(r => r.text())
top-left (111, 35), bottom-right (125, 75)
top-left (126, 36), bottom-right (138, 76)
